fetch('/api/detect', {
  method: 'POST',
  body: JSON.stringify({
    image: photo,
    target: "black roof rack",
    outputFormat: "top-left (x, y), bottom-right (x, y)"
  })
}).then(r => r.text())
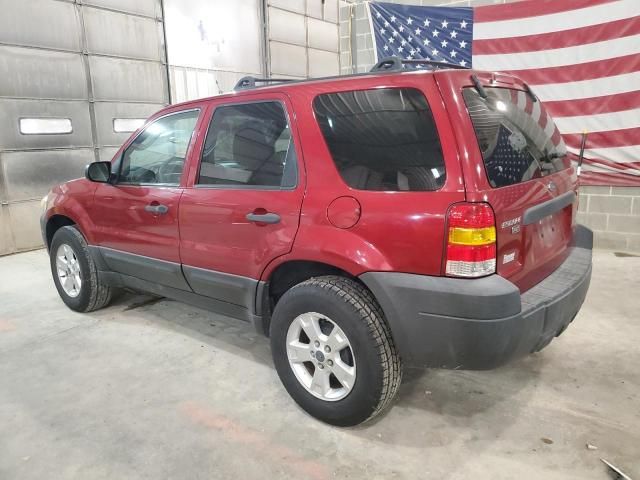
top-left (370, 56), bottom-right (468, 72)
top-left (234, 76), bottom-right (295, 90)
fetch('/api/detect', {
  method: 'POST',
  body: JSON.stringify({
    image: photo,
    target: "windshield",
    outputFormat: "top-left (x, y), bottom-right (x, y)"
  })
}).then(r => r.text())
top-left (463, 87), bottom-right (568, 188)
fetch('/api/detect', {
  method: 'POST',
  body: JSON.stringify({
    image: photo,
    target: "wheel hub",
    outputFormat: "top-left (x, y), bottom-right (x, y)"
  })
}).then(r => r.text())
top-left (55, 243), bottom-right (82, 298)
top-left (286, 312), bottom-right (356, 402)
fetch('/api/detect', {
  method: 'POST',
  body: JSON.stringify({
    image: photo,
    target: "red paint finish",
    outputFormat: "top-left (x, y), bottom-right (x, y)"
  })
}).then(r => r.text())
top-left (43, 66), bottom-right (577, 294)
top-left (435, 71), bottom-right (577, 291)
top-left (90, 184), bottom-right (183, 262)
top-left (326, 196), bottom-right (361, 229)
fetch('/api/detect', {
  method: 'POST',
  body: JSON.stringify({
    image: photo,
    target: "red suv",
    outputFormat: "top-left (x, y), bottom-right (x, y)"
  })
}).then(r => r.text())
top-left (41, 59), bottom-right (593, 426)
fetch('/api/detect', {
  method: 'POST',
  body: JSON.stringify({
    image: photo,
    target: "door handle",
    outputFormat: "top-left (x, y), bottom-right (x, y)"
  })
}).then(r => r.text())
top-left (246, 212), bottom-right (281, 224)
top-left (144, 203), bottom-right (169, 215)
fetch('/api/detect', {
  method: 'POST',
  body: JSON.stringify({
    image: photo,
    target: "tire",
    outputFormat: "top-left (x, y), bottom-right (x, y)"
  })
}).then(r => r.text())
top-left (270, 275), bottom-right (402, 426)
top-left (49, 226), bottom-right (113, 312)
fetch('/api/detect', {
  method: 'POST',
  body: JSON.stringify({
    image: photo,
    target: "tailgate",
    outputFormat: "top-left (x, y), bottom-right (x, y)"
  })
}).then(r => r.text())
top-left (457, 78), bottom-right (578, 292)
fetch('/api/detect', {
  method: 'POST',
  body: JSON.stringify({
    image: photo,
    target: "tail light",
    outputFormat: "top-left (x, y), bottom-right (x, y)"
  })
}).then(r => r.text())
top-left (445, 203), bottom-right (496, 278)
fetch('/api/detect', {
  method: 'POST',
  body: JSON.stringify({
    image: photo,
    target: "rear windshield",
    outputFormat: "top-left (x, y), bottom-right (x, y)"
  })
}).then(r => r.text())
top-left (463, 87), bottom-right (568, 188)
top-left (313, 88), bottom-right (446, 191)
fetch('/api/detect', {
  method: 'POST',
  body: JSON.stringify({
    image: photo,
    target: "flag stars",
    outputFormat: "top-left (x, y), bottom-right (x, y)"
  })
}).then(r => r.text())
top-left (389, 37), bottom-right (395, 43)
top-left (451, 30), bottom-right (458, 39)
top-left (423, 38), bottom-right (430, 46)
top-left (423, 18), bottom-right (430, 27)
top-left (441, 39), bottom-right (448, 48)
top-left (407, 36), bottom-right (413, 42)
top-left (376, 11), bottom-right (381, 18)
top-left (380, 28), bottom-right (386, 34)
top-left (432, 29), bottom-right (439, 37)
top-left (460, 20), bottom-right (468, 29)
top-left (441, 19), bottom-right (448, 29)
top-left (460, 59), bottom-right (467, 67)
top-left (390, 15), bottom-right (396, 23)
top-left (432, 48), bottom-right (438, 56)
top-left (384, 20), bottom-right (390, 27)
top-left (401, 39), bottom-right (407, 46)
top-left (407, 17), bottom-right (413, 25)
top-left (415, 27), bottom-right (421, 35)
top-left (392, 30), bottom-right (399, 37)
top-left (398, 46), bottom-right (404, 53)
top-left (460, 40), bottom-right (467, 48)
top-left (399, 25), bottom-right (405, 32)
top-left (450, 50), bottom-right (457, 58)
top-left (384, 45), bottom-right (389, 51)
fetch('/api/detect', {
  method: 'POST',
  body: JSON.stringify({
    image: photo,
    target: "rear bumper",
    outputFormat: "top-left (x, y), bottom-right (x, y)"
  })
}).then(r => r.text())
top-left (360, 225), bottom-right (593, 369)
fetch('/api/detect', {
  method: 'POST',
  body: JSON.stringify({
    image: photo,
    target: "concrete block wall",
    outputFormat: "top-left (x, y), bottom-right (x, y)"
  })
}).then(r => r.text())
top-left (578, 187), bottom-right (640, 253)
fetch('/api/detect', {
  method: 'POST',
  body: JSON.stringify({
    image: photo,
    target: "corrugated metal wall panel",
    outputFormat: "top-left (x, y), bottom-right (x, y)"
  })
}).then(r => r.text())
top-left (0, 0), bottom-right (169, 255)
top-left (83, 0), bottom-right (161, 18)
top-left (0, 99), bottom-right (93, 150)
top-left (83, 8), bottom-right (163, 61)
top-left (90, 56), bottom-right (168, 103)
top-left (0, 46), bottom-right (87, 100)
top-left (0, 0), bottom-right (82, 52)
top-left (1, 149), bottom-right (94, 202)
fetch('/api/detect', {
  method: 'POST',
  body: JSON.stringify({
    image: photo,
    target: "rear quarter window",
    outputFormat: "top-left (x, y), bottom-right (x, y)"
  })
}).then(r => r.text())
top-left (313, 88), bottom-right (446, 191)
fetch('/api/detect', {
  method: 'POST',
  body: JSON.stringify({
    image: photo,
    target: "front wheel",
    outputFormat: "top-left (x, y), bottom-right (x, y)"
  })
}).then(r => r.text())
top-left (270, 276), bottom-right (402, 426)
top-left (49, 226), bottom-right (113, 312)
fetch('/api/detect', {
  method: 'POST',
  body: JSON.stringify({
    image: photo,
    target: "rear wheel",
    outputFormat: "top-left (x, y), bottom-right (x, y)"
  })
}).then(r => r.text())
top-left (270, 276), bottom-right (402, 426)
top-left (49, 226), bottom-right (113, 312)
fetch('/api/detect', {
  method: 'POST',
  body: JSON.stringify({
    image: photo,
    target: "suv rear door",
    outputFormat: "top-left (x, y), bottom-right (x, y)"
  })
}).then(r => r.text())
top-left (178, 93), bottom-right (304, 316)
top-left (437, 71), bottom-right (577, 292)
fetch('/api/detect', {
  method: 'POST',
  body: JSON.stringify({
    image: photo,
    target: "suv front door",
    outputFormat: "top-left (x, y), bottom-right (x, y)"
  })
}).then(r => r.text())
top-left (91, 107), bottom-right (202, 289)
top-left (179, 95), bottom-right (304, 316)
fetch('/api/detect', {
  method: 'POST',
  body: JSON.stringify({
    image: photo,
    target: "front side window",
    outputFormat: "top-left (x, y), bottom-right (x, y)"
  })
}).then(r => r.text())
top-left (197, 101), bottom-right (297, 188)
top-left (118, 109), bottom-right (200, 185)
top-left (463, 87), bottom-right (568, 188)
top-left (313, 88), bottom-right (446, 191)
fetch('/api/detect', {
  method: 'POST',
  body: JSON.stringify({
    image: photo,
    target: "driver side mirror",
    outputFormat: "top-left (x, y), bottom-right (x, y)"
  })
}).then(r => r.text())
top-left (85, 161), bottom-right (112, 183)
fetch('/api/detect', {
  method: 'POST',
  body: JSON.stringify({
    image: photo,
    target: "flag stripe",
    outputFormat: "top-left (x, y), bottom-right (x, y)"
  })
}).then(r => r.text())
top-left (474, 0), bottom-right (614, 23)
top-left (524, 72), bottom-right (640, 102)
top-left (474, 0), bottom-right (636, 40)
top-left (543, 91), bottom-right (640, 117)
top-left (553, 108), bottom-right (640, 134)
top-left (473, 16), bottom-right (640, 55)
top-left (503, 54), bottom-right (640, 86)
top-left (473, 33), bottom-right (640, 70)
top-left (563, 127), bottom-right (640, 149)
top-left (568, 145), bottom-right (640, 164)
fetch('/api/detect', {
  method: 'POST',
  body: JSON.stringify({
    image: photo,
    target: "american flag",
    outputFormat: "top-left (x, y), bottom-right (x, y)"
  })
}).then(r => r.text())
top-left (369, 0), bottom-right (640, 186)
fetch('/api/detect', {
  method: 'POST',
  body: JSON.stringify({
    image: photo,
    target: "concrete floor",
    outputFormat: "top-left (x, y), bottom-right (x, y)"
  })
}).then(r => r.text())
top-left (0, 250), bottom-right (638, 480)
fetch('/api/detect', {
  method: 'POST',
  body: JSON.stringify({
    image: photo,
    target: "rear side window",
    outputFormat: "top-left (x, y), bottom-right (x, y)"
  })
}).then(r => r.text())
top-left (313, 88), bottom-right (446, 191)
top-left (463, 87), bottom-right (568, 188)
top-left (198, 101), bottom-right (297, 188)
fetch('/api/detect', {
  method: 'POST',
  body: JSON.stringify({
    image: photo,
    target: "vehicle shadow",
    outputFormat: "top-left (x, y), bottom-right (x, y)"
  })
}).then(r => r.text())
top-left (98, 291), bottom-right (544, 453)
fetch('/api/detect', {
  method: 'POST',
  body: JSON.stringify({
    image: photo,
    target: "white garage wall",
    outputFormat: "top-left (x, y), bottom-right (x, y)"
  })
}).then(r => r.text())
top-left (268, 0), bottom-right (340, 79)
top-left (164, 0), bottom-right (265, 101)
top-left (0, 0), bottom-right (168, 255)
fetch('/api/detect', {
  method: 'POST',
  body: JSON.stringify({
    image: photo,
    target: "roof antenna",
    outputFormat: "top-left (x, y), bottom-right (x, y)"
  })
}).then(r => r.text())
top-left (577, 130), bottom-right (588, 176)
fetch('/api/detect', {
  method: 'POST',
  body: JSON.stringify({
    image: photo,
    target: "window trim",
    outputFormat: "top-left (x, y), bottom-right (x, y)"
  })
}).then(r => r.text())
top-left (115, 108), bottom-right (201, 187)
top-left (311, 86), bottom-right (447, 193)
top-left (194, 99), bottom-right (299, 191)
